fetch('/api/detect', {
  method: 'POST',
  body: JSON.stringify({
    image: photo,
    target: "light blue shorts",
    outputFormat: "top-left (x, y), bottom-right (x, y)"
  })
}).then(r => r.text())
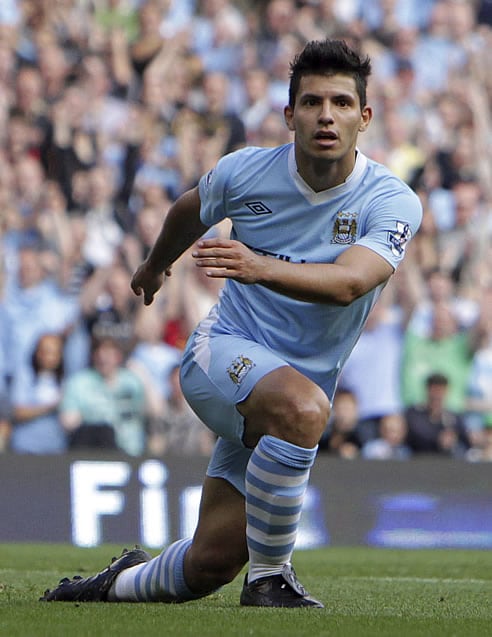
top-left (180, 328), bottom-right (289, 495)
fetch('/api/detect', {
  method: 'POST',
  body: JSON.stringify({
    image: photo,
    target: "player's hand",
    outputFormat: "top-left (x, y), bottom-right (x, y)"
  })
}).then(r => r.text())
top-left (131, 262), bottom-right (171, 305)
top-left (192, 238), bottom-right (264, 284)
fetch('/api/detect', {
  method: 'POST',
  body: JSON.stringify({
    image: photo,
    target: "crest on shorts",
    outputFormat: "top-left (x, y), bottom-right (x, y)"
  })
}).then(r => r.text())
top-left (227, 354), bottom-right (255, 385)
top-left (331, 211), bottom-right (358, 244)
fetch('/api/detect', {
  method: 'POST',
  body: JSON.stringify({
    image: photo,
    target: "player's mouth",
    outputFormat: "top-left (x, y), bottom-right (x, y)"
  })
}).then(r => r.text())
top-left (313, 130), bottom-right (338, 147)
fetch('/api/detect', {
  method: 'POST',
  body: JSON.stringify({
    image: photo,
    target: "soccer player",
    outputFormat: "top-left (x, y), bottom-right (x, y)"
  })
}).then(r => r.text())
top-left (41, 39), bottom-right (422, 608)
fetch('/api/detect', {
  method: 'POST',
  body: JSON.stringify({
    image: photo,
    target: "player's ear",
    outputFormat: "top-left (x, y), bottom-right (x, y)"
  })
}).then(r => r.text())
top-left (359, 105), bottom-right (372, 132)
top-left (284, 105), bottom-right (295, 131)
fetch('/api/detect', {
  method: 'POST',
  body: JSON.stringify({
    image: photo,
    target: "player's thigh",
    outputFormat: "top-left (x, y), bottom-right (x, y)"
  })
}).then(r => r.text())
top-left (180, 330), bottom-right (288, 443)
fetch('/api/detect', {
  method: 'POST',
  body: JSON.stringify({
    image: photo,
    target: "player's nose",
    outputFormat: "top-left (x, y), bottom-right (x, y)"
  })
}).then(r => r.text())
top-left (318, 100), bottom-right (334, 123)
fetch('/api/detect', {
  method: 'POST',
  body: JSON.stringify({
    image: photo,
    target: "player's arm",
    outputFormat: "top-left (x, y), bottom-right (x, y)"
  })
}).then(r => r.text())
top-left (192, 239), bottom-right (393, 305)
top-left (131, 187), bottom-right (209, 305)
top-left (266, 244), bottom-right (394, 303)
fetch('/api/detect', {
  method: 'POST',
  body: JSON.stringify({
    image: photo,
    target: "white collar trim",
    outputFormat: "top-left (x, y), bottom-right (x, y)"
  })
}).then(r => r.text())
top-left (288, 145), bottom-right (368, 204)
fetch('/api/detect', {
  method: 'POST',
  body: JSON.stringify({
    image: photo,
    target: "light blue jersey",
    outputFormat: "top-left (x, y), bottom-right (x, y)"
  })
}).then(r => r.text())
top-left (181, 143), bottom-right (422, 491)
top-left (197, 144), bottom-right (421, 388)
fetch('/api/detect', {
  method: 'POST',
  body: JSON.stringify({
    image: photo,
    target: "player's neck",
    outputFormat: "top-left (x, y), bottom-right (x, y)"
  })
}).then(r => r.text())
top-left (296, 150), bottom-right (357, 192)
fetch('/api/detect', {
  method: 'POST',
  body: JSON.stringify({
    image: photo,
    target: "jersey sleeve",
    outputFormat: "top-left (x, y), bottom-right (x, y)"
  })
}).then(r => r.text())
top-left (198, 147), bottom-right (260, 227)
top-left (356, 185), bottom-right (423, 270)
top-left (198, 152), bottom-right (236, 227)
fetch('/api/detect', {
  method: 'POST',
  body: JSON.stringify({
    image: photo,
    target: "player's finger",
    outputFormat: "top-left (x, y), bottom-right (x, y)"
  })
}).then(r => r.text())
top-left (144, 291), bottom-right (154, 305)
top-left (196, 256), bottom-right (226, 267)
top-left (196, 237), bottom-right (232, 248)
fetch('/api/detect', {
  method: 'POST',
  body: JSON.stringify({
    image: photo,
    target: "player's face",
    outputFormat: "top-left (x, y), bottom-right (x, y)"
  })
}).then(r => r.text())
top-left (284, 73), bottom-right (372, 187)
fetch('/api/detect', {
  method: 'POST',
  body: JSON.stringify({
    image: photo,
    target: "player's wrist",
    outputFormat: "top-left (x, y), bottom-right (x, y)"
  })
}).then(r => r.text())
top-left (144, 255), bottom-right (170, 276)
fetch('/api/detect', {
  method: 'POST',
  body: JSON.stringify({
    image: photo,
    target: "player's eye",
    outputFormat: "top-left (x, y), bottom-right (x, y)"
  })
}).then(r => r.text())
top-left (335, 96), bottom-right (354, 107)
top-left (302, 96), bottom-right (319, 106)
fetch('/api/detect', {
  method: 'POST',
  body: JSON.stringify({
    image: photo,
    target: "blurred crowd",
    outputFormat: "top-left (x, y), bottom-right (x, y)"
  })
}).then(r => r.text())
top-left (0, 0), bottom-right (491, 460)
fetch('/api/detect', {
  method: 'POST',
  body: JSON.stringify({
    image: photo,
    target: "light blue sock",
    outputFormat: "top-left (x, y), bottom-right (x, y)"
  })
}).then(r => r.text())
top-left (246, 435), bottom-right (317, 583)
top-left (111, 539), bottom-right (209, 602)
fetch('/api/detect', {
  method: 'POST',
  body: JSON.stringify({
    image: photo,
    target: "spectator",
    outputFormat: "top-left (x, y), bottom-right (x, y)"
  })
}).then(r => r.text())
top-left (37, 42), bottom-right (72, 104)
top-left (294, 0), bottom-right (348, 43)
top-left (401, 299), bottom-right (474, 412)
top-left (402, 186), bottom-right (440, 274)
top-left (196, 70), bottom-right (247, 156)
top-left (121, 101), bottom-right (183, 201)
top-left (149, 364), bottom-right (216, 456)
top-left (12, 153), bottom-right (46, 230)
top-left (78, 52), bottom-right (130, 143)
top-left (10, 332), bottom-right (67, 454)
top-left (319, 388), bottom-right (361, 459)
top-left (438, 178), bottom-right (487, 277)
top-left (339, 293), bottom-right (406, 443)
top-left (80, 260), bottom-right (139, 357)
top-left (192, 1), bottom-right (247, 76)
top-left (377, 105), bottom-right (425, 185)
top-left (464, 286), bottom-right (492, 437)
top-left (2, 242), bottom-right (79, 380)
top-left (405, 372), bottom-right (471, 457)
top-left (240, 67), bottom-right (275, 144)
top-left (55, 212), bottom-right (95, 375)
top-left (255, 0), bottom-right (298, 72)
top-left (361, 412), bottom-right (411, 460)
top-left (190, 0), bottom-right (247, 75)
top-left (267, 33), bottom-right (304, 112)
top-left (254, 109), bottom-right (293, 148)
top-left (60, 335), bottom-right (147, 456)
top-left (80, 165), bottom-right (127, 267)
top-left (13, 64), bottom-right (51, 162)
top-left (46, 85), bottom-right (98, 208)
top-left (466, 424), bottom-right (492, 463)
top-left (406, 267), bottom-right (479, 339)
top-left (415, 1), bottom-right (457, 94)
top-left (128, 0), bottom-right (166, 80)
top-left (127, 302), bottom-right (182, 422)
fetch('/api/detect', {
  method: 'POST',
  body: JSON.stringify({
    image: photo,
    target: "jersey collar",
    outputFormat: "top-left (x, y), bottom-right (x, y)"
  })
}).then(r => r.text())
top-left (288, 145), bottom-right (368, 204)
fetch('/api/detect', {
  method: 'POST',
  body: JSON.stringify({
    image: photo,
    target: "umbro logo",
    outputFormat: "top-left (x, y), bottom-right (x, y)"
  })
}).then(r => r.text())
top-left (245, 201), bottom-right (272, 215)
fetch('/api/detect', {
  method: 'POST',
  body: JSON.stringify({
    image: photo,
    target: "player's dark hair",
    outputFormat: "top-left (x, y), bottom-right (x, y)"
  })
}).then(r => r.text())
top-left (288, 39), bottom-right (372, 109)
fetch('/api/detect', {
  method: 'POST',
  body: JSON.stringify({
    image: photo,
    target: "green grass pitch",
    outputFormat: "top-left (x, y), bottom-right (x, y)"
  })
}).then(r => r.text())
top-left (1, 544), bottom-right (492, 637)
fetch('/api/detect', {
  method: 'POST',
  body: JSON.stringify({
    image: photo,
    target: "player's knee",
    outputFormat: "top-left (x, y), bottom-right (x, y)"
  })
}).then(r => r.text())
top-left (274, 388), bottom-right (331, 447)
top-left (241, 370), bottom-right (331, 448)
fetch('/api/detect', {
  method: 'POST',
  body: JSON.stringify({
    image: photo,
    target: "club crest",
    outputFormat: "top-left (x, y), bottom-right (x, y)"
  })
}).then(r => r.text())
top-left (331, 211), bottom-right (358, 244)
top-left (227, 355), bottom-right (255, 385)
